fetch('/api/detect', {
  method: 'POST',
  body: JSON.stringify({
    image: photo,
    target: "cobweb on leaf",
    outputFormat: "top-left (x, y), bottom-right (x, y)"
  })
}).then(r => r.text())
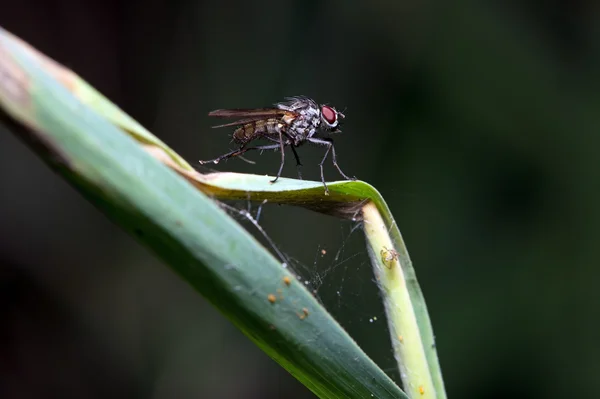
top-left (218, 198), bottom-right (402, 385)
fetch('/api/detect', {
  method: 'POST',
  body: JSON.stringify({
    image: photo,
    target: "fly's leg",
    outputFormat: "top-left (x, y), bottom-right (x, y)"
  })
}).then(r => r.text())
top-left (306, 138), bottom-right (332, 194)
top-left (328, 140), bottom-right (355, 181)
top-left (290, 146), bottom-right (303, 179)
top-left (265, 133), bottom-right (303, 180)
top-left (308, 137), bottom-right (356, 195)
top-left (198, 147), bottom-right (244, 164)
top-left (308, 137), bottom-right (355, 180)
top-left (271, 130), bottom-right (286, 184)
top-left (199, 143), bottom-right (281, 165)
top-left (286, 136), bottom-right (303, 180)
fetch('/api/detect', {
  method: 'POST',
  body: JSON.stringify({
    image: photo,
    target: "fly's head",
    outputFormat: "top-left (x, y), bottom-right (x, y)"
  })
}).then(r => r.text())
top-left (319, 104), bottom-right (345, 134)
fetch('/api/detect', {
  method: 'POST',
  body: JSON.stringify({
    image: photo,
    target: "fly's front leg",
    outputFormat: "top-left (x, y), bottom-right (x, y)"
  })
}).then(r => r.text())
top-left (308, 137), bottom-right (355, 181)
top-left (329, 140), bottom-right (356, 181)
top-left (302, 137), bottom-right (331, 194)
top-left (307, 137), bottom-right (356, 195)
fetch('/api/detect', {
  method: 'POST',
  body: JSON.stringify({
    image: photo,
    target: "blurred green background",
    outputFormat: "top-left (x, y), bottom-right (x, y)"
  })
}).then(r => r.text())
top-left (1, 1), bottom-right (598, 398)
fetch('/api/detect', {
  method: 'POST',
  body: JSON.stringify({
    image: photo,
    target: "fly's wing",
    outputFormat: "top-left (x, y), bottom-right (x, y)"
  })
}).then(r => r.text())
top-left (208, 108), bottom-right (298, 128)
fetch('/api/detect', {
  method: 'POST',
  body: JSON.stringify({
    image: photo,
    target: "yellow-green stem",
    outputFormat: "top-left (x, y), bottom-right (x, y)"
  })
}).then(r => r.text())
top-left (362, 201), bottom-right (436, 399)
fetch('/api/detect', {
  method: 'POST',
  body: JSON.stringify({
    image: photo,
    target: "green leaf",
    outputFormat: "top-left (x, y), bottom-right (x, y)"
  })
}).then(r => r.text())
top-left (0, 26), bottom-right (415, 399)
top-left (163, 170), bottom-right (448, 399)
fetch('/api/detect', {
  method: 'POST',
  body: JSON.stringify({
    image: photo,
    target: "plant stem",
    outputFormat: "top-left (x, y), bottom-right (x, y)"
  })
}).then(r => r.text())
top-left (362, 201), bottom-right (437, 399)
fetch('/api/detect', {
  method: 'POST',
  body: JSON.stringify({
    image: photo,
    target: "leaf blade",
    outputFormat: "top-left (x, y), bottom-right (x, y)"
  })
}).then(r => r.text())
top-left (0, 25), bottom-right (408, 399)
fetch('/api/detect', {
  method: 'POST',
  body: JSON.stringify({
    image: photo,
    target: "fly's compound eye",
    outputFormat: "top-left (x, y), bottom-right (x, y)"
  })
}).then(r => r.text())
top-left (321, 105), bottom-right (338, 127)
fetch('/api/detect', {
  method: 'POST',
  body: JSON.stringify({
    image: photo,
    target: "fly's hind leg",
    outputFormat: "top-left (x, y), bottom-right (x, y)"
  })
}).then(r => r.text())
top-left (199, 143), bottom-right (281, 165)
top-left (199, 146), bottom-right (245, 165)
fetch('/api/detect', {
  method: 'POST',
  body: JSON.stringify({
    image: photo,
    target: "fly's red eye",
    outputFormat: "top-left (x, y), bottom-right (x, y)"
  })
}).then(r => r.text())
top-left (321, 106), bottom-right (337, 124)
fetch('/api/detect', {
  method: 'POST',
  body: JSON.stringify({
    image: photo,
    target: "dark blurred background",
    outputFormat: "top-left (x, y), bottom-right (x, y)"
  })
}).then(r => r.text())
top-left (1, 0), bottom-right (599, 398)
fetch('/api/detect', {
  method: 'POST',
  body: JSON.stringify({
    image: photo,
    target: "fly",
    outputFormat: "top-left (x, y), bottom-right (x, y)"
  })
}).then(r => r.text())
top-left (199, 96), bottom-right (355, 194)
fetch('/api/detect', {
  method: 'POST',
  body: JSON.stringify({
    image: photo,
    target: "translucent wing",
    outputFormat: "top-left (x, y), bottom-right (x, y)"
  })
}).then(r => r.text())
top-left (208, 108), bottom-right (298, 128)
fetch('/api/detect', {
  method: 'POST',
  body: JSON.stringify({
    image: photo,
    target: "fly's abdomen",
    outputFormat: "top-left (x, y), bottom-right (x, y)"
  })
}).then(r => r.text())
top-left (233, 118), bottom-right (282, 143)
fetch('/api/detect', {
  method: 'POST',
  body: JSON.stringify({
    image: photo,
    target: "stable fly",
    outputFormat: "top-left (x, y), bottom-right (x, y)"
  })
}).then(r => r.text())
top-left (199, 96), bottom-right (355, 194)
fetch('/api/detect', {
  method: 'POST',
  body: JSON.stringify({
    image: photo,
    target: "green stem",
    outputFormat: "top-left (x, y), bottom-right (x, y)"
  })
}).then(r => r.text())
top-left (362, 201), bottom-right (436, 399)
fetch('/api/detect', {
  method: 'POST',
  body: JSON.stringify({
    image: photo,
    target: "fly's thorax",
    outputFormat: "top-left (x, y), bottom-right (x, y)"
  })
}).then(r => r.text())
top-left (278, 97), bottom-right (320, 122)
top-left (279, 99), bottom-right (321, 142)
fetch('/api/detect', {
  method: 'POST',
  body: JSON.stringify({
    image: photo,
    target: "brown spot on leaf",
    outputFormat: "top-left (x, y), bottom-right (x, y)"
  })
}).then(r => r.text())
top-left (297, 307), bottom-right (309, 320)
top-left (0, 27), bottom-right (77, 92)
top-left (0, 39), bottom-right (31, 112)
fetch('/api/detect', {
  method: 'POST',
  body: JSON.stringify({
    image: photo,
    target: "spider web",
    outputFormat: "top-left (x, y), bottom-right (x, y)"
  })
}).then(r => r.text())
top-left (218, 198), bottom-right (402, 384)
